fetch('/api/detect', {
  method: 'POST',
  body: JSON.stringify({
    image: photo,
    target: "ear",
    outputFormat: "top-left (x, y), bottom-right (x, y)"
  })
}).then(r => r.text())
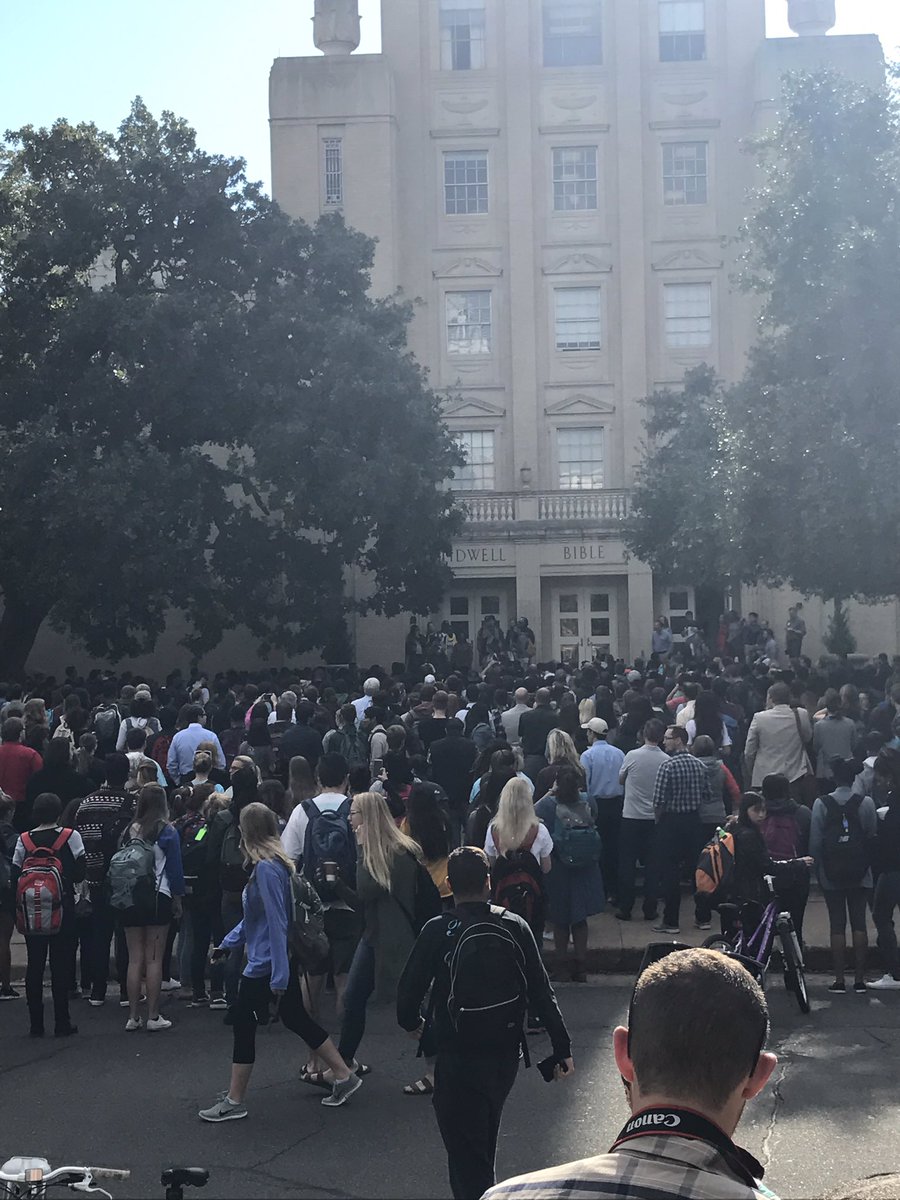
top-left (613, 1026), bottom-right (635, 1083)
top-left (742, 1051), bottom-right (777, 1101)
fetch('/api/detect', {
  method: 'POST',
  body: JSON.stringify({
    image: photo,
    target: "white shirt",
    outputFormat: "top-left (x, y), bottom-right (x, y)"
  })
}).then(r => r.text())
top-left (352, 695), bottom-right (373, 724)
top-left (484, 821), bottom-right (553, 863)
top-left (684, 719), bottom-right (732, 749)
top-left (281, 791), bottom-right (347, 863)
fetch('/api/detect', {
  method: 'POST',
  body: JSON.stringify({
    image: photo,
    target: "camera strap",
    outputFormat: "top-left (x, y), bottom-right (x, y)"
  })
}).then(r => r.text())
top-left (610, 1107), bottom-right (766, 1190)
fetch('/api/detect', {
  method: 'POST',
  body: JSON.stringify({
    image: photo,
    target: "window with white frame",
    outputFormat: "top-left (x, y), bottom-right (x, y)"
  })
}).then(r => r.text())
top-left (558, 427), bottom-right (604, 489)
top-left (659, 0), bottom-right (706, 61)
top-left (543, 1), bottom-right (602, 66)
top-left (444, 151), bottom-right (489, 215)
top-left (552, 146), bottom-right (598, 211)
top-left (663, 142), bottom-right (708, 206)
top-left (446, 291), bottom-right (492, 355)
top-left (555, 287), bottom-right (602, 351)
top-left (440, 0), bottom-right (486, 70)
top-left (453, 430), bottom-right (495, 491)
top-left (664, 282), bottom-right (712, 347)
top-left (323, 138), bottom-right (343, 206)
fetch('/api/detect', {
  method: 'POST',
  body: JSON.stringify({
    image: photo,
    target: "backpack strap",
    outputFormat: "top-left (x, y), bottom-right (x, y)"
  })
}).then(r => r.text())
top-left (522, 825), bottom-right (539, 853)
top-left (50, 829), bottom-right (73, 855)
top-left (21, 832), bottom-right (36, 855)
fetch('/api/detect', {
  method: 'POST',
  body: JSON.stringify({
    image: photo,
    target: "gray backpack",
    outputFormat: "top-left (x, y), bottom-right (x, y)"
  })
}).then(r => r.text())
top-left (108, 837), bottom-right (159, 914)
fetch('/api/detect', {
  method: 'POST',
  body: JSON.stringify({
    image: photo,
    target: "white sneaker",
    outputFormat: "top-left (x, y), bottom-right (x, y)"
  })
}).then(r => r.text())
top-left (125, 1017), bottom-right (143, 1032)
top-left (160, 978), bottom-right (182, 992)
top-left (146, 1015), bottom-right (173, 1031)
top-left (867, 974), bottom-right (900, 990)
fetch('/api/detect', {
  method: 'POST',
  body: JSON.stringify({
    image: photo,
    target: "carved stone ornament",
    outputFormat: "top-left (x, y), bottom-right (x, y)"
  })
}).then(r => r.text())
top-left (786, 0), bottom-right (836, 35)
top-left (313, 0), bottom-right (361, 55)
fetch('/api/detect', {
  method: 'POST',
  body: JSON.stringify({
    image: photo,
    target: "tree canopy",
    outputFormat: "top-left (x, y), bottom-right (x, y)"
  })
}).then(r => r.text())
top-left (626, 70), bottom-right (900, 607)
top-left (0, 100), bottom-right (463, 677)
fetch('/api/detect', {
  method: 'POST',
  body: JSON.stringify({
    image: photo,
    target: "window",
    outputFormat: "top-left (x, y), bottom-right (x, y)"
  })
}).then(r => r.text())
top-left (440, 0), bottom-right (485, 70)
top-left (557, 427), bottom-right (604, 489)
top-left (454, 430), bottom-right (495, 491)
top-left (543, 1), bottom-right (602, 66)
top-left (659, 0), bottom-right (706, 61)
top-left (552, 146), bottom-right (598, 211)
top-left (444, 152), bottom-right (489, 215)
top-left (664, 282), bottom-right (712, 347)
top-left (323, 138), bottom-right (343, 206)
top-left (663, 142), bottom-right (708, 206)
top-left (446, 291), bottom-right (492, 355)
top-left (555, 287), bottom-right (601, 351)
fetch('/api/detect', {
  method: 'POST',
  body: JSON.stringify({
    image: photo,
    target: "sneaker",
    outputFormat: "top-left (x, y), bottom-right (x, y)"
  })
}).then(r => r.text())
top-left (199, 1097), bottom-right (248, 1123)
top-left (161, 978), bottom-right (182, 992)
top-left (120, 994), bottom-right (146, 1007)
top-left (125, 1017), bottom-right (143, 1032)
top-left (208, 997), bottom-right (228, 1010)
top-left (321, 1073), bottom-right (363, 1108)
top-left (187, 995), bottom-right (210, 1008)
top-left (0, 985), bottom-right (20, 1001)
top-left (146, 1015), bottom-right (173, 1031)
top-left (867, 975), bottom-right (900, 991)
top-left (828, 981), bottom-right (847, 994)
top-left (652, 923), bottom-right (681, 935)
top-left (89, 996), bottom-right (105, 1008)
top-left (695, 921), bottom-right (712, 931)
top-left (853, 981), bottom-right (868, 994)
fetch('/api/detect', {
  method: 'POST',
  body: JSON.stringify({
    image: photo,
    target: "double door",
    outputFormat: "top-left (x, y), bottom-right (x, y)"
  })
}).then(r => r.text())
top-left (553, 587), bottom-right (617, 666)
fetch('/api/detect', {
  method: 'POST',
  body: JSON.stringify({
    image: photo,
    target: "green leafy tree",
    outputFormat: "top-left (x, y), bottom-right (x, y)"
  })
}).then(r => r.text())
top-left (0, 101), bottom-right (462, 678)
top-left (626, 71), bottom-right (900, 612)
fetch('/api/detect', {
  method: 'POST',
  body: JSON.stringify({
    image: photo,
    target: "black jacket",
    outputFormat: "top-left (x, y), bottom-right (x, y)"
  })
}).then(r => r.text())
top-left (429, 736), bottom-right (478, 812)
top-left (875, 791), bottom-right (900, 874)
top-left (277, 723), bottom-right (323, 772)
top-left (396, 901), bottom-right (571, 1060)
top-left (730, 823), bottom-right (807, 904)
top-left (518, 706), bottom-right (559, 758)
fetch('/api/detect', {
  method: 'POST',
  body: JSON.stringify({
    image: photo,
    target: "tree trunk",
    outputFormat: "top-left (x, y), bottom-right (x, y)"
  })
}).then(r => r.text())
top-left (0, 597), bottom-right (50, 680)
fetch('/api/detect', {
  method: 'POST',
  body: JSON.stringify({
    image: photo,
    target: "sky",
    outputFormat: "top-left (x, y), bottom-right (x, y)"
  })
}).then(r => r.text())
top-left (3, 1), bottom-right (899, 196)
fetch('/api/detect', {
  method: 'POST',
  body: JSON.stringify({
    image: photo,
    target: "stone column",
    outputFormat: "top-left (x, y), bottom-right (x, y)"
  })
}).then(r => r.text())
top-left (627, 562), bottom-right (655, 664)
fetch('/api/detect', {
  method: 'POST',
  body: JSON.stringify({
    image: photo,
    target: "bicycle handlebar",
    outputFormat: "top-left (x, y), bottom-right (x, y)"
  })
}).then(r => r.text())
top-left (0, 1166), bottom-right (131, 1183)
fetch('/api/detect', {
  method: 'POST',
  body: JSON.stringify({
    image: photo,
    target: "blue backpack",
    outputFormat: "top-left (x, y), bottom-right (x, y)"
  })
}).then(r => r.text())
top-left (302, 798), bottom-right (357, 896)
top-left (553, 799), bottom-right (602, 869)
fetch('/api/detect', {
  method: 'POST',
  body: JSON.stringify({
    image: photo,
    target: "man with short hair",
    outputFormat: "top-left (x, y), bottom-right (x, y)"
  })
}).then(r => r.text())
top-left (277, 699), bottom-right (324, 773)
top-left (484, 948), bottom-right (779, 1200)
top-left (785, 604), bottom-right (806, 659)
top-left (418, 690), bottom-right (450, 753)
top-left (616, 718), bottom-right (668, 922)
top-left (501, 688), bottom-right (531, 745)
top-left (397, 847), bottom-right (573, 1200)
top-left (166, 704), bottom-right (225, 782)
top-left (0, 718), bottom-right (42, 830)
top-left (581, 718), bottom-right (625, 905)
top-left (518, 688), bottom-right (559, 783)
top-left (429, 718), bottom-right (478, 846)
top-left (744, 682), bottom-right (813, 795)
top-left (352, 677), bottom-right (381, 724)
top-left (652, 726), bottom-right (711, 934)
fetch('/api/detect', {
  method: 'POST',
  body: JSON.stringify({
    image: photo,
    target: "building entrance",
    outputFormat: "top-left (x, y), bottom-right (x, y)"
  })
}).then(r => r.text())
top-left (551, 586), bottom-right (618, 666)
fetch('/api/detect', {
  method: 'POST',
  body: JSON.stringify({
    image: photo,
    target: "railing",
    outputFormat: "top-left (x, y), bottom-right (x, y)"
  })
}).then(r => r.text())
top-left (460, 490), bottom-right (630, 525)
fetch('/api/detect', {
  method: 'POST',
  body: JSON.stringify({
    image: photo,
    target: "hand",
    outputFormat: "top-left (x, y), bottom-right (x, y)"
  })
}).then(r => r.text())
top-left (801, 856), bottom-right (815, 867)
top-left (271, 987), bottom-right (285, 997)
top-left (407, 1019), bottom-right (425, 1042)
top-left (172, 896), bottom-right (183, 919)
top-left (554, 1058), bottom-right (575, 1081)
top-left (209, 946), bottom-right (228, 963)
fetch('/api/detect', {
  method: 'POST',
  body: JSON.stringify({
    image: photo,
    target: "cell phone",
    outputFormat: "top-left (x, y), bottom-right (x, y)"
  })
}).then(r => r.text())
top-left (372, 758), bottom-right (384, 774)
top-left (210, 947), bottom-right (228, 963)
top-left (537, 1054), bottom-right (565, 1083)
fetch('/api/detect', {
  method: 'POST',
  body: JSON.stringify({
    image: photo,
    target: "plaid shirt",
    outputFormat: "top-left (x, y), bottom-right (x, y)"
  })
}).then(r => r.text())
top-left (653, 749), bottom-right (712, 815)
top-left (483, 1138), bottom-right (779, 1200)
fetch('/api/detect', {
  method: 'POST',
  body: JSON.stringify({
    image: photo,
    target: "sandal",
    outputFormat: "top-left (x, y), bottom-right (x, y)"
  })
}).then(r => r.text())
top-left (299, 1068), bottom-right (331, 1090)
top-left (351, 1059), bottom-right (372, 1077)
top-left (403, 1076), bottom-right (434, 1095)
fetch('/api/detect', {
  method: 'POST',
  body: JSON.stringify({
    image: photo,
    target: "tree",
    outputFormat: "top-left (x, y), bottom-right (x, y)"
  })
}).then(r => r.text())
top-left (0, 101), bottom-right (463, 677)
top-left (626, 71), bottom-right (900, 610)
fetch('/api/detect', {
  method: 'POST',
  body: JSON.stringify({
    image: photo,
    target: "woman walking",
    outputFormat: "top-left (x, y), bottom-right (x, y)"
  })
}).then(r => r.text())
top-left (199, 803), bottom-right (360, 1121)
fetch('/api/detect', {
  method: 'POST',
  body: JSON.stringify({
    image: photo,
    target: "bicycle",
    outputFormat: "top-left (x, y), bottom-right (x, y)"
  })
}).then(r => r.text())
top-left (701, 876), bottom-right (810, 1014)
top-left (0, 1161), bottom-right (209, 1200)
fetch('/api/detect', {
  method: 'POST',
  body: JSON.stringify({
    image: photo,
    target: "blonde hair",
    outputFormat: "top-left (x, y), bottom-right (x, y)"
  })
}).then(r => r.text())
top-left (238, 802), bottom-right (295, 874)
top-left (354, 791), bottom-right (421, 893)
top-left (491, 778), bottom-right (539, 855)
top-left (545, 729), bottom-right (581, 771)
top-left (578, 698), bottom-right (595, 726)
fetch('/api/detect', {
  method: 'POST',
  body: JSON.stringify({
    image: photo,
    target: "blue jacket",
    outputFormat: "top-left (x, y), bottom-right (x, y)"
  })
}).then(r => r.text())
top-left (221, 858), bottom-right (291, 992)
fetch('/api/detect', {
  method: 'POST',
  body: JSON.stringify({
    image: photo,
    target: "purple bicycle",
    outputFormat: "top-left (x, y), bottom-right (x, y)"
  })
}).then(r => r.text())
top-left (702, 876), bottom-right (810, 1014)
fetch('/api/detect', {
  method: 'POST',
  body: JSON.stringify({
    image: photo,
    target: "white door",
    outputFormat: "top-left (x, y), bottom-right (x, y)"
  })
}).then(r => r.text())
top-left (552, 587), bottom-right (618, 665)
top-left (445, 589), bottom-right (510, 647)
top-left (665, 587), bottom-right (696, 646)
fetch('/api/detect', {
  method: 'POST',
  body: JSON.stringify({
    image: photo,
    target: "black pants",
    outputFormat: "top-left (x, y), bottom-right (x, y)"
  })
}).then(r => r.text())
top-left (86, 892), bottom-right (128, 1000)
top-left (617, 818), bottom-right (658, 918)
top-left (776, 877), bottom-right (810, 946)
top-left (657, 812), bottom-right (701, 928)
top-left (432, 1050), bottom-right (520, 1200)
top-left (594, 796), bottom-right (623, 903)
top-left (873, 870), bottom-right (900, 979)
top-left (232, 967), bottom-right (328, 1065)
top-left (26, 918), bottom-right (74, 1034)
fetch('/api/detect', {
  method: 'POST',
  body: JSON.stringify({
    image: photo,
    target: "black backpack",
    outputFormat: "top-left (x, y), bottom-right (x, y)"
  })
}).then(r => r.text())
top-left (395, 855), bottom-right (442, 934)
top-left (447, 909), bottom-right (529, 1054)
top-left (92, 703), bottom-right (121, 751)
top-left (491, 827), bottom-right (544, 930)
top-left (821, 794), bottom-right (869, 887)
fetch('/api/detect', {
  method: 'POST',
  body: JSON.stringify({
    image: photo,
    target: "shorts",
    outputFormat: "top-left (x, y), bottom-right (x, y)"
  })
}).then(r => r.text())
top-left (119, 894), bottom-right (175, 929)
top-left (823, 887), bottom-right (870, 935)
top-left (306, 907), bottom-right (363, 977)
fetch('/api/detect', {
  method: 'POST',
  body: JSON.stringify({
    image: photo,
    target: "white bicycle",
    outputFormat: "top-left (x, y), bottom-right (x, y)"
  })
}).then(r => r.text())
top-left (0, 1161), bottom-right (129, 1200)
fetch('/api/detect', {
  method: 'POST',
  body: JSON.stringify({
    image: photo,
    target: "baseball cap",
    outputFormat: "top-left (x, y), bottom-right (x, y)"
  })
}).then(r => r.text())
top-left (424, 674), bottom-right (436, 685)
top-left (626, 671), bottom-right (642, 684)
top-left (581, 717), bottom-right (609, 735)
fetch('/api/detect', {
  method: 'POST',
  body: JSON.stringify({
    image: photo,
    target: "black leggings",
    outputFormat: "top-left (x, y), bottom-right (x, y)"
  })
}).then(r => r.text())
top-left (232, 967), bottom-right (328, 1065)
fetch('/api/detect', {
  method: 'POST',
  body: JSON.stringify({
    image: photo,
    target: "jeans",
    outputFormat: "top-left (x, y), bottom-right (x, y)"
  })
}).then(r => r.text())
top-left (220, 892), bottom-right (244, 1007)
top-left (873, 870), bottom-right (900, 979)
top-left (432, 1051), bottom-right (520, 1200)
top-left (617, 818), bottom-right (658, 918)
top-left (86, 891), bottom-right (128, 1000)
top-left (657, 811), bottom-right (701, 928)
top-left (179, 894), bottom-right (213, 996)
top-left (26, 916), bottom-right (75, 1034)
top-left (337, 939), bottom-right (375, 1065)
top-left (593, 795), bottom-right (623, 904)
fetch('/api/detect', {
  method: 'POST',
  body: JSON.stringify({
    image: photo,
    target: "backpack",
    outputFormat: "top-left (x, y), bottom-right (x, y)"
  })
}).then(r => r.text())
top-left (92, 703), bottom-right (121, 750)
top-left (179, 821), bottom-right (209, 881)
top-left (491, 827), bottom-right (544, 928)
top-left (695, 827), bottom-right (736, 897)
top-left (302, 798), bottom-right (356, 897)
top-left (334, 728), bottom-right (368, 770)
top-left (394, 856), bottom-right (443, 935)
top-left (15, 830), bottom-right (72, 935)
top-left (447, 910), bottom-right (529, 1053)
top-left (821, 794), bottom-right (869, 887)
top-left (220, 814), bottom-right (250, 893)
top-left (552, 800), bottom-right (602, 869)
top-left (762, 812), bottom-right (799, 861)
top-left (288, 869), bottom-right (330, 970)
top-left (107, 836), bottom-right (160, 915)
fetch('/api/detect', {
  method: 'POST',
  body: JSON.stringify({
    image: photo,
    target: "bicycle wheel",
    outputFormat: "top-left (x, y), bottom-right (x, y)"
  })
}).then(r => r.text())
top-left (701, 934), bottom-right (733, 954)
top-left (779, 920), bottom-right (810, 1014)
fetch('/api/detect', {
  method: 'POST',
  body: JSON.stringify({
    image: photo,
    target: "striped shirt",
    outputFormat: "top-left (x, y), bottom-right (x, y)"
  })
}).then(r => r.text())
top-left (73, 788), bottom-right (134, 886)
top-left (483, 1138), bottom-right (778, 1200)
